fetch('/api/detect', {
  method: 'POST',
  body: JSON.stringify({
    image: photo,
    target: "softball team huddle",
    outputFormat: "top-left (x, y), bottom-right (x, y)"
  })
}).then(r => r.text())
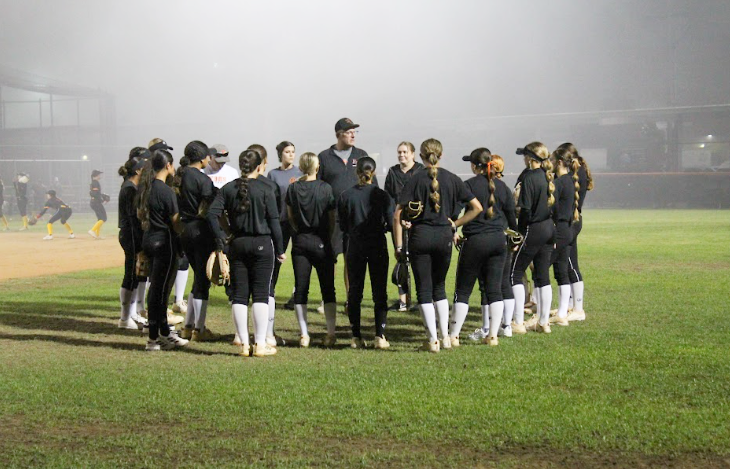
top-left (113, 117), bottom-right (593, 354)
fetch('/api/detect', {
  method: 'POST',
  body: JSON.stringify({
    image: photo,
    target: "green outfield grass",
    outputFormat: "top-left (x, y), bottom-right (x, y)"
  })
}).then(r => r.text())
top-left (1, 210), bottom-right (729, 468)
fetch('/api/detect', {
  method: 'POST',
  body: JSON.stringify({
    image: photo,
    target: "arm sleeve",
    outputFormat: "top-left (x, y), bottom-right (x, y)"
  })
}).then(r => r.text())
top-left (206, 188), bottom-right (228, 251)
top-left (201, 176), bottom-right (215, 202)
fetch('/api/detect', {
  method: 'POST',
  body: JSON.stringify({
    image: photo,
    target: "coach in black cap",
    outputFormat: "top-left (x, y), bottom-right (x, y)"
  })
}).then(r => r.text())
top-left (317, 118), bottom-right (375, 260)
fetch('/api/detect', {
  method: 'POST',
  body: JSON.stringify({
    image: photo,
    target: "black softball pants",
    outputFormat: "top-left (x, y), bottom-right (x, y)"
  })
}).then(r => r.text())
top-left (229, 235), bottom-right (275, 305)
top-left (410, 225), bottom-right (453, 304)
top-left (551, 220), bottom-right (574, 286)
top-left (48, 207), bottom-right (72, 224)
top-left (454, 231), bottom-right (507, 305)
top-left (17, 197), bottom-right (27, 217)
top-left (142, 230), bottom-right (178, 340)
top-left (291, 232), bottom-right (336, 305)
top-left (500, 246), bottom-right (515, 301)
top-left (119, 228), bottom-right (142, 290)
top-left (511, 219), bottom-right (555, 288)
top-left (180, 219), bottom-right (216, 301)
top-left (568, 216), bottom-right (583, 283)
top-left (90, 200), bottom-right (107, 222)
top-left (345, 234), bottom-right (389, 338)
top-left (270, 222), bottom-right (292, 297)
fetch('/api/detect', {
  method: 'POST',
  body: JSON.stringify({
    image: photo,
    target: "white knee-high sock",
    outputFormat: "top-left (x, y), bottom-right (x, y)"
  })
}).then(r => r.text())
top-left (558, 284), bottom-right (571, 318)
top-left (129, 287), bottom-right (139, 320)
top-left (435, 299), bottom-right (449, 340)
top-left (295, 304), bottom-right (308, 337)
top-left (481, 305), bottom-right (490, 332)
top-left (503, 299), bottom-right (515, 327)
top-left (512, 284), bottom-right (525, 325)
top-left (419, 303), bottom-right (438, 343)
top-left (538, 286), bottom-right (552, 325)
top-left (119, 287), bottom-right (133, 320)
top-left (184, 293), bottom-right (195, 327)
top-left (232, 304), bottom-right (249, 346)
top-left (488, 301), bottom-right (504, 339)
top-left (323, 302), bottom-right (337, 335)
top-left (571, 281), bottom-right (584, 312)
top-left (449, 302), bottom-right (469, 337)
top-left (174, 269), bottom-right (188, 303)
top-left (253, 302), bottom-right (269, 346)
top-left (568, 292), bottom-right (574, 310)
top-left (136, 281), bottom-right (148, 311)
top-left (267, 296), bottom-right (276, 337)
top-left (194, 299), bottom-right (208, 330)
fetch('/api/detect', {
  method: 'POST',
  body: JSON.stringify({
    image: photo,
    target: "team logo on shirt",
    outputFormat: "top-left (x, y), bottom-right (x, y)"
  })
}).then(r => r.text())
top-left (257, 245), bottom-right (263, 251)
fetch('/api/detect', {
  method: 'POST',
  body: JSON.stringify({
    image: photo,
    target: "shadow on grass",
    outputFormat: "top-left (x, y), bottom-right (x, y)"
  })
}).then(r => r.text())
top-left (0, 311), bottom-right (133, 336)
top-left (0, 332), bottom-right (234, 356)
top-left (1, 299), bottom-right (112, 319)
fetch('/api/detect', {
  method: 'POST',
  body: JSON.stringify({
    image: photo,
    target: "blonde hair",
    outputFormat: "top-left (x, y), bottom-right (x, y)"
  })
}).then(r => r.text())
top-left (397, 141), bottom-right (416, 153)
top-left (525, 141), bottom-right (555, 208)
top-left (420, 138), bottom-right (442, 213)
top-left (298, 152), bottom-right (318, 181)
top-left (491, 155), bottom-right (505, 177)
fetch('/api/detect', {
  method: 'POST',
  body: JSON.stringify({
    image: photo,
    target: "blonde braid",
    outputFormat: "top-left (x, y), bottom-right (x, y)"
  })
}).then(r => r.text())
top-left (541, 158), bottom-right (555, 207)
top-left (570, 158), bottom-right (581, 222)
top-left (420, 138), bottom-right (443, 213)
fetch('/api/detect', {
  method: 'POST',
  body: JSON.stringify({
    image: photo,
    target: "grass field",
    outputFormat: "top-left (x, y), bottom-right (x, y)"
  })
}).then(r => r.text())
top-left (1, 210), bottom-right (729, 468)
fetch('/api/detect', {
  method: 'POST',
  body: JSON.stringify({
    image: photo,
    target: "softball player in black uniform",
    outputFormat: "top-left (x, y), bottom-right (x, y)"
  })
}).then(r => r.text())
top-left (450, 149), bottom-right (516, 347)
top-left (248, 144), bottom-right (284, 346)
top-left (33, 190), bottom-right (74, 240)
top-left (286, 152), bottom-right (338, 347)
top-left (0, 176), bottom-right (8, 231)
top-left (117, 156), bottom-right (147, 330)
top-left (337, 157), bottom-right (393, 349)
top-left (136, 149), bottom-right (188, 351)
top-left (207, 149), bottom-right (285, 358)
top-left (14, 173), bottom-right (30, 230)
top-left (177, 141), bottom-right (220, 342)
top-left (510, 142), bottom-right (555, 334)
top-left (394, 139), bottom-right (482, 353)
top-left (384, 141), bottom-right (423, 311)
top-left (547, 147), bottom-right (579, 327)
top-left (88, 170), bottom-right (109, 239)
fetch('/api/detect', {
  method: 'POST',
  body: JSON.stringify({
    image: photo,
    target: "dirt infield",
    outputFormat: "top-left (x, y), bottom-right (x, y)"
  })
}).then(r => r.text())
top-left (0, 230), bottom-right (123, 281)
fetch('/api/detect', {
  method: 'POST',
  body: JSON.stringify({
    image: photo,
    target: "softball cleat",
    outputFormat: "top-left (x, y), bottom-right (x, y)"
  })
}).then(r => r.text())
top-left (468, 328), bottom-right (489, 342)
top-left (157, 331), bottom-right (189, 350)
top-left (441, 336), bottom-right (452, 350)
top-left (68, 234), bottom-right (75, 239)
top-left (549, 315), bottom-right (569, 326)
top-left (567, 310), bottom-right (586, 322)
top-left (350, 337), bottom-right (367, 349)
top-left (299, 335), bottom-right (311, 348)
top-left (42, 235), bottom-right (53, 240)
top-left (449, 336), bottom-right (460, 347)
top-left (192, 327), bottom-right (221, 342)
top-left (419, 339), bottom-right (440, 353)
top-left (323, 334), bottom-right (336, 347)
top-left (118, 318), bottom-right (141, 330)
top-left (180, 326), bottom-right (194, 340)
top-left (253, 343), bottom-right (277, 357)
top-left (87, 230), bottom-right (98, 239)
top-left (511, 322), bottom-right (527, 335)
top-left (238, 344), bottom-right (251, 357)
top-left (483, 336), bottom-right (499, 346)
top-left (373, 336), bottom-right (390, 349)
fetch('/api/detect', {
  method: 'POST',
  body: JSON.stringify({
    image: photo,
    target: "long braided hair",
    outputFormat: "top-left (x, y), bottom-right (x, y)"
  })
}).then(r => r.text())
top-left (420, 138), bottom-right (442, 212)
top-left (469, 148), bottom-right (495, 218)
top-left (136, 150), bottom-right (173, 231)
top-left (558, 142), bottom-right (593, 191)
top-left (236, 150), bottom-right (262, 213)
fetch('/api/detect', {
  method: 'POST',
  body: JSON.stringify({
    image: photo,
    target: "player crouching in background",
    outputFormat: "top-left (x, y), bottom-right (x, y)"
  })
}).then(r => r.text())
top-left (29, 190), bottom-right (74, 240)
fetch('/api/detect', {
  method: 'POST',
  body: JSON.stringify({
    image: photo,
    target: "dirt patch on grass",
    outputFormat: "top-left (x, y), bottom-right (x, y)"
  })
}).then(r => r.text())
top-left (0, 231), bottom-right (123, 281)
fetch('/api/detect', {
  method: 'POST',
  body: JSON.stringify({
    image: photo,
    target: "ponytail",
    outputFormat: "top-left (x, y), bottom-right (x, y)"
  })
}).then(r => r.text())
top-left (356, 156), bottom-right (376, 186)
top-left (135, 150), bottom-right (172, 231)
top-left (420, 138), bottom-right (443, 213)
top-left (581, 156), bottom-right (594, 191)
top-left (570, 158), bottom-right (581, 221)
top-left (236, 150), bottom-right (261, 213)
top-left (485, 162), bottom-right (496, 219)
top-left (298, 152), bottom-right (318, 181)
top-left (542, 158), bottom-right (555, 207)
top-left (172, 156), bottom-right (190, 196)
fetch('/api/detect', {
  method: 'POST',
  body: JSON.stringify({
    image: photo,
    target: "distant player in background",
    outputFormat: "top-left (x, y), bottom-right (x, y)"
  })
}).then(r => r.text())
top-left (14, 172), bottom-right (30, 230)
top-left (0, 175), bottom-right (8, 231)
top-left (32, 190), bottom-right (75, 240)
top-left (88, 169), bottom-right (110, 239)
top-left (204, 144), bottom-right (240, 188)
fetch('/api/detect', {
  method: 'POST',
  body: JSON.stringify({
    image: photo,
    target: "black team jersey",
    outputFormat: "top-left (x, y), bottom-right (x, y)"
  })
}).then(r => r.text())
top-left (38, 196), bottom-right (70, 216)
top-left (517, 168), bottom-right (551, 233)
top-left (118, 180), bottom-right (142, 235)
top-left (337, 184), bottom-right (393, 240)
top-left (90, 180), bottom-right (104, 201)
top-left (462, 175), bottom-right (517, 237)
top-left (553, 173), bottom-right (575, 223)
top-left (147, 179), bottom-right (179, 232)
top-left (384, 162), bottom-right (424, 202)
top-left (256, 174), bottom-right (282, 217)
top-left (398, 168), bottom-right (474, 228)
top-left (285, 179), bottom-right (335, 239)
top-left (178, 168), bottom-right (215, 223)
top-left (207, 178), bottom-right (283, 254)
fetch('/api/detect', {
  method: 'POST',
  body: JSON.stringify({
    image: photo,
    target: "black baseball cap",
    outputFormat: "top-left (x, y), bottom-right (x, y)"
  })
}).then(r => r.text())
top-left (516, 146), bottom-right (546, 162)
top-left (149, 138), bottom-right (173, 152)
top-left (129, 147), bottom-right (152, 160)
top-left (462, 148), bottom-right (491, 167)
top-left (335, 118), bottom-right (359, 133)
top-left (211, 144), bottom-right (229, 162)
top-left (91, 169), bottom-right (103, 177)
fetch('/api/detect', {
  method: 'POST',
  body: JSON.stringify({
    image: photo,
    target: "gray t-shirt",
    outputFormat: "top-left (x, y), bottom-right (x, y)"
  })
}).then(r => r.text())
top-left (333, 147), bottom-right (352, 161)
top-left (268, 166), bottom-right (303, 221)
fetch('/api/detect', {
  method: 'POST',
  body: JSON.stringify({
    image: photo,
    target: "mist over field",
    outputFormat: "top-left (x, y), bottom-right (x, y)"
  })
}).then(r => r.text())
top-left (1, 0), bottom-right (729, 174)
